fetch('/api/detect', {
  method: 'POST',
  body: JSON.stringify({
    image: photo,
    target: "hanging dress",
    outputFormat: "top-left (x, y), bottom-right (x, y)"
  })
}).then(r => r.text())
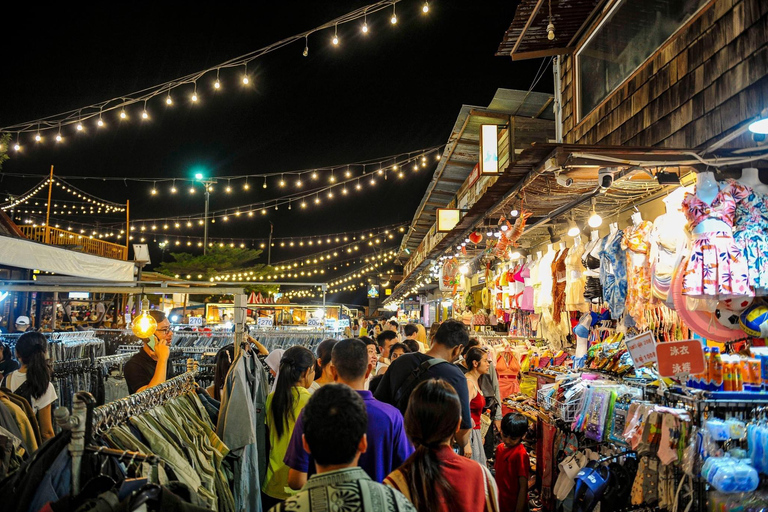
top-left (583, 238), bottom-right (604, 303)
top-left (731, 181), bottom-right (768, 293)
top-left (565, 242), bottom-right (588, 312)
top-left (622, 221), bottom-right (654, 329)
top-left (681, 183), bottom-right (752, 298)
top-left (552, 248), bottom-right (569, 321)
top-left (496, 349), bottom-right (521, 398)
top-left (600, 231), bottom-right (628, 320)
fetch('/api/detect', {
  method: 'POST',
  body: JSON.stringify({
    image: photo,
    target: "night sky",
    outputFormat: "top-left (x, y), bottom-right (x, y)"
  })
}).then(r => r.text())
top-left (0, 1), bottom-right (552, 305)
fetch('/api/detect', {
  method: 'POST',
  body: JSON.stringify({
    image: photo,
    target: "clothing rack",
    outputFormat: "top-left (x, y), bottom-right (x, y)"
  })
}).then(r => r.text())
top-left (0, 330), bottom-right (106, 362)
top-left (90, 370), bottom-right (198, 435)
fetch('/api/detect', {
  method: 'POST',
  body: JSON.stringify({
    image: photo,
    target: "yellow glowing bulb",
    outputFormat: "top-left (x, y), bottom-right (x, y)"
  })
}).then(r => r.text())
top-left (214, 80), bottom-right (221, 89)
top-left (35, 134), bottom-right (42, 142)
top-left (120, 110), bottom-right (127, 119)
top-left (142, 110), bottom-right (149, 119)
top-left (97, 118), bottom-right (105, 127)
top-left (423, 2), bottom-right (429, 13)
top-left (391, 14), bottom-right (398, 24)
top-left (13, 143), bottom-right (20, 151)
top-left (76, 122), bottom-right (83, 131)
top-left (131, 311), bottom-right (157, 338)
top-left (362, 23), bottom-right (369, 34)
top-left (166, 96), bottom-right (173, 105)
top-left (191, 93), bottom-right (198, 102)
top-left (242, 76), bottom-right (249, 85)
top-left (332, 35), bottom-right (339, 45)
top-left (55, 134), bottom-right (62, 142)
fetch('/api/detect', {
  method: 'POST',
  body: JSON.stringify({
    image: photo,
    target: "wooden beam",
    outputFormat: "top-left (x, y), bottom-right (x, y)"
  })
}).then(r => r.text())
top-left (512, 46), bottom-right (575, 61)
top-left (511, 0), bottom-right (546, 56)
top-left (534, 97), bottom-right (555, 119)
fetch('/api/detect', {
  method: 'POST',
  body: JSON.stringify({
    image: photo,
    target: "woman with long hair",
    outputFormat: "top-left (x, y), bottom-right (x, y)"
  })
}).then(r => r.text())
top-left (428, 322), bottom-right (441, 346)
top-left (464, 347), bottom-right (490, 465)
top-left (384, 379), bottom-right (499, 512)
top-left (2, 332), bottom-right (57, 442)
top-left (262, 346), bottom-right (316, 508)
top-left (309, 338), bottom-right (338, 393)
top-left (207, 344), bottom-right (234, 401)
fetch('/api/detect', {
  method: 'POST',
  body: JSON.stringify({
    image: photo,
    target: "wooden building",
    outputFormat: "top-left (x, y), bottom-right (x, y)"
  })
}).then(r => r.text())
top-left (498, 0), bottom-right (768, 152)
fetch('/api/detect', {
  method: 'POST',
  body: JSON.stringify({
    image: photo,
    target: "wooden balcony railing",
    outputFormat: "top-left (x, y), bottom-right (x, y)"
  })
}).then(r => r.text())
top-left (18, 226), bottom-right (128, 260)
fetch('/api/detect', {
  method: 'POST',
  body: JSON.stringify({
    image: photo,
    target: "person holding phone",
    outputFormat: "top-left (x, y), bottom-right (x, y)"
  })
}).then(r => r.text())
top-left (124, 310), bottom-right (172, 394)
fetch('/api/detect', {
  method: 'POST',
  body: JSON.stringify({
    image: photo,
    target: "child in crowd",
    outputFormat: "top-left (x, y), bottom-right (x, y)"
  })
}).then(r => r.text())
top-left (495, 413), bottom-right (530, 512)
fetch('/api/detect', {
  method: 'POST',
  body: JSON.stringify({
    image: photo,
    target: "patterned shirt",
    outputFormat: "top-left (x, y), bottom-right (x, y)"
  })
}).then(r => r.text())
top-left (268, 467), bottom-right (416, 512)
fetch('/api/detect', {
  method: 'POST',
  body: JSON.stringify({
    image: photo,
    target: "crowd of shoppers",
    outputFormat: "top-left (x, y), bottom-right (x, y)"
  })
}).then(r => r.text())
top-left (256, 317), bottom-right (528, 512)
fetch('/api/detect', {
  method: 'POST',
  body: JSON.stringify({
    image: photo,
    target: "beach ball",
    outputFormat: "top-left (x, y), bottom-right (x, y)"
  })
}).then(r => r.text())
top-left (722, 297), bottom-right (753, 313)
top-left (739, 304), bottom-right (768, 337)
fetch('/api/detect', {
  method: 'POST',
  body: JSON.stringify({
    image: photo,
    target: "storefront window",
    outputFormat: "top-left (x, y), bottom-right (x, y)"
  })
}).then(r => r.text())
top-left (577, 0), bottom-right (709, 120)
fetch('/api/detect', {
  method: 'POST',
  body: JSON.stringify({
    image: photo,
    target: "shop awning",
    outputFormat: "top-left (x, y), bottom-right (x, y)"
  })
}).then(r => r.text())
top-left (388, 143), bottom-right (705, 303)
top-left (0, 234), bottom-right (135, 282)
top-left (400, 88), bottom-right (555, 255)
top-left (496, 0), bottom-right (603, 60)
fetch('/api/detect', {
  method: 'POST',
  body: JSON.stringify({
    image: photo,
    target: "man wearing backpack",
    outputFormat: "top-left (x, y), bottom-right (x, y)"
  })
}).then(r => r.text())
top-left (374, 318), bottom-right (472, 451)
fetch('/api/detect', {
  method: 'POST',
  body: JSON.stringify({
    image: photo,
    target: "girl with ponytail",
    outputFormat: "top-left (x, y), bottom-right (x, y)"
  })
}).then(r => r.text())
top-left (262, 346), bottom-right (316, 507)
top-left (3, 332), bottom-right (57, 442)
top-left (384, 379), bottom-right (500, 512)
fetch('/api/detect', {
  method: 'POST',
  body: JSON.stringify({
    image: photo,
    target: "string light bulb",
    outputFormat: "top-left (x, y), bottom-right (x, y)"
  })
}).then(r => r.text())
top-left (303, 35), bottom-right (309, 57)
top-left (588, 197), bottom-right (603, 228)
top-left (119, 109), bottom-right (127, 119)
top-left (329, 171), bottom-right (336, 183)
top-left (242, 63), bottom-right (249, 85)
top-left (263, 176), bottom-right (268, 189)
top-left (166, 93), bottom-right (173, 105)
top-left (142, 110), bottom-right (149, 120)
top-left (76, 121), bottom-right (84, 131)
top-left (362, 13), bottom-right (369, 34)
top-left (97, 114), bottom-right (105, 127)
top-left (214, 69), bottom-right (221, 89)
top-left (191, 83), bottom-right (199, 102)
top-left (312, 170), bottom-right (318, 180)
top-left (391, 3), bottom-right (398, 24)
top-left (55, 127), bottom-right (63, 143)
top-left (423, 1), bottom-right (429, 13)
top-left (279, 174), bottom-right (286, 187)
top-left (151, 182), bottom-right (158, 195)
top-left (332, 24), bottom-right (340, 45)
top-left (296, 177), bottom-right (303, 187)
top-left (244, 178), bottom-right (250, 190)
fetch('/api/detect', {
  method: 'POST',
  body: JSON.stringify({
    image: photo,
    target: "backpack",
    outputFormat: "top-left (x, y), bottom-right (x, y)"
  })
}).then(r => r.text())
top-left (393, 357), bottom-right (449, 414)
top-left (1, 374), bottom-right (33, 409)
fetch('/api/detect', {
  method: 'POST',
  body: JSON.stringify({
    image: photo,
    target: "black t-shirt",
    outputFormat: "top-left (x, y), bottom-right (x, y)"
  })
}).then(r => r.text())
top-left (374, 352), bottom-right (472, 430)
top-left (0, 358), bottom-right (20, 377)
top-left (124, 349), bottom-right (170, 394)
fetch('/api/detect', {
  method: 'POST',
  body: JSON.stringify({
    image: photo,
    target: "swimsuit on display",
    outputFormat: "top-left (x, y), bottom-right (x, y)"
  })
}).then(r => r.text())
top-left (681, 183), bottom-right (752, 297)
top-left (496, 350), bottom-right (521, 398)
top-left (650, 213), bottom-right (688, 303)
top-left (565, 242), bottom-right (588, 312)
top-left (623, 221), bottom-right (654, 329)
top-left (600, 231), bottom-right (628, 320)
top-left (552, 248), bottom-right (569, 321)
top-left (583, 238), bottom-right (604, 303)
top-left (537, 251), bottom-right (557, 312)
top-left (731, 181), bottom-right (768, 293)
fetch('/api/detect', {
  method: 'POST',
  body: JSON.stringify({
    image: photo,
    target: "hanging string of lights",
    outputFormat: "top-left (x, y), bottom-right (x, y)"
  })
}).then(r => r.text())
top-left (109, 152), bottom-right (437, 227)
top-left (1, 177), bottom-right (126, 212)
top-left (1, 0), bottom-right (431, 147)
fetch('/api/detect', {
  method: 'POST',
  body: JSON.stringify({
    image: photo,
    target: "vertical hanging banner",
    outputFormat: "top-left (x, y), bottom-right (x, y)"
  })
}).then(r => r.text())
top-left (656, 340), bottom-right (706, 377)
top-left (625, 331), bottom-right (657, 368)
top-left (479, 125), bottom-right (499, 175)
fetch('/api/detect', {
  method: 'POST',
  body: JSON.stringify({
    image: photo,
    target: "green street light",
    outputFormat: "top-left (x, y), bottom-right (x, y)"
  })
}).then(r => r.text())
top-left (195, 172), bottom-right (204, 180)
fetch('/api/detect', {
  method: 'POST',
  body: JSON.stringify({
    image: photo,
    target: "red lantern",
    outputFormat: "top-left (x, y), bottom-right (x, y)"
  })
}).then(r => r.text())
top-left (469, 231), bottom-right (483, 244)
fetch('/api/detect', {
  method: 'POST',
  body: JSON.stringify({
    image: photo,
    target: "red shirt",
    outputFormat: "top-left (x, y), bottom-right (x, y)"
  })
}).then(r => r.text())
top-left (385, 445), bottom-right (492, 512)
top-left (495, 443), bottom-right (530, 512)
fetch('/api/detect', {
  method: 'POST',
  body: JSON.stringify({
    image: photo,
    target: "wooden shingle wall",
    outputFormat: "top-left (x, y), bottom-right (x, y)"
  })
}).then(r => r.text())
top-left (562, 0), bottom-right (768, 150)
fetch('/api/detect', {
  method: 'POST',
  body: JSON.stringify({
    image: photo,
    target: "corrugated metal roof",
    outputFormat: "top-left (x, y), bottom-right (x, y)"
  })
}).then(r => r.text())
top-left (496, 0), bottom-right (603, 60)
top-left (399, 88), bottom-right (555, 254)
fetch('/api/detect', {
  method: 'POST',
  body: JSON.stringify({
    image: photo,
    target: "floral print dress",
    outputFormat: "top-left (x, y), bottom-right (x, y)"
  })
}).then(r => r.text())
top-left (731, 181), bottom-right (768, 293)
top-left (681, 182), bottom-right (752, 298)
top-left (622, 221), bottom-right (654, 329)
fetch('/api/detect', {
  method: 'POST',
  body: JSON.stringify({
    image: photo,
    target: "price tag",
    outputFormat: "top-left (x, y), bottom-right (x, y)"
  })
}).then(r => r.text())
top-left (189, 317), bottom-right (203, 326)
top-left (325, 318), bottom-right (338, 330)
top-left (257, 317), bottom-right (274, 327)
top-left (338, 318), bottom-right (350, 328)
top-left (307, 318), bottom-right (322, 327)
top-left (625, 331), bottom-right (657, 368)
top-left (656, 340), bottom-right (705, 378)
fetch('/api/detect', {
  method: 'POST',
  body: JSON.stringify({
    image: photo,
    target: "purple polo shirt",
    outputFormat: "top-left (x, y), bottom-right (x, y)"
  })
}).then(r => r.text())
top-left (284, 389), bottom-right (413, 482)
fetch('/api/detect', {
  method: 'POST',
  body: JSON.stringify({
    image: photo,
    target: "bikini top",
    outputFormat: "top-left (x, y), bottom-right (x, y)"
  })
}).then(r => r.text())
top-left (733, 182), bottom-right (768, 228)
top-left (682, 181), bottom-right (742, 229)
top-left (623, 220), bottom-right (653, 254)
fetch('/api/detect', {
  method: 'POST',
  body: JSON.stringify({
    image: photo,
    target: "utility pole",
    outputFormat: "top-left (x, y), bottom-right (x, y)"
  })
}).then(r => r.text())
top-left (193, 172), bottom-right (217, 255)
top-left (267, 222), bottom-right (274, 265)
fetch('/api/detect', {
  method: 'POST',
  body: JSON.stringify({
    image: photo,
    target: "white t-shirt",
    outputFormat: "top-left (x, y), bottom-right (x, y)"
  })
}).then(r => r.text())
top-left (308, 381), bottom-right (321, 394)
top-left (5, 371), bottom-right (58, 413)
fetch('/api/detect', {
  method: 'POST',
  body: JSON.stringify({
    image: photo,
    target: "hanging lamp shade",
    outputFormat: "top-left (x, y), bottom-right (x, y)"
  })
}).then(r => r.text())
top-left (131, 297), bottom-right (157, 338)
